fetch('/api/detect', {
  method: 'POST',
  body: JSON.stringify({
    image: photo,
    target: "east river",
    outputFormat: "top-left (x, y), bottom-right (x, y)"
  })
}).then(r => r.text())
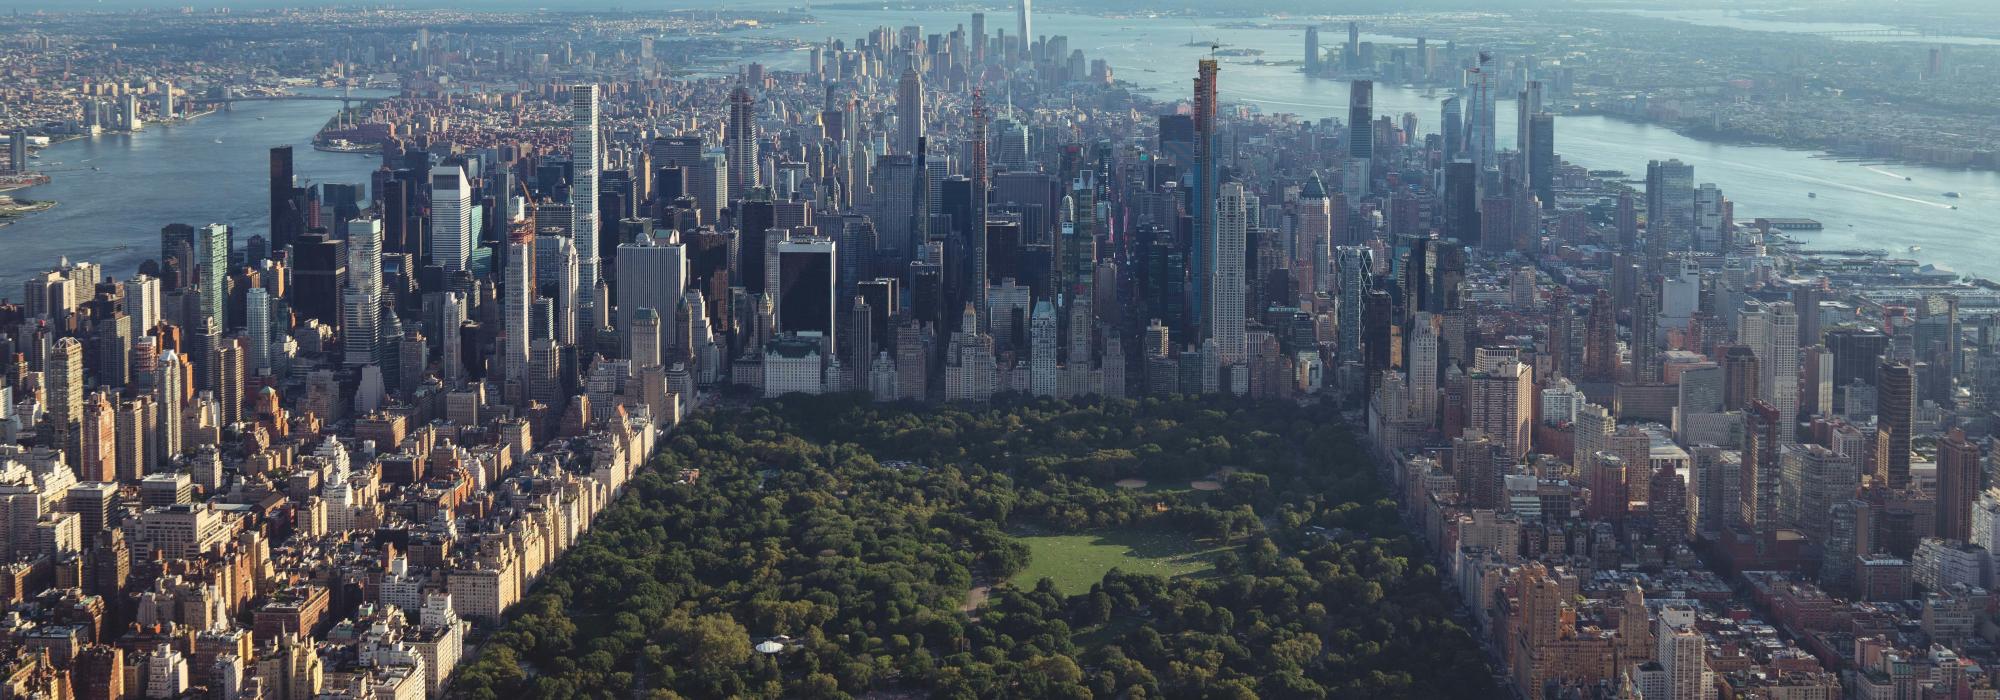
top-left (12, 9), bottom-right (2000, 286)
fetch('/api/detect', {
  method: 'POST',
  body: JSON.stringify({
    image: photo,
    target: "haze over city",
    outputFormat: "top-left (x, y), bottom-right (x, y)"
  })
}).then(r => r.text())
top-left (0, 0), bottom-right (1998, 698)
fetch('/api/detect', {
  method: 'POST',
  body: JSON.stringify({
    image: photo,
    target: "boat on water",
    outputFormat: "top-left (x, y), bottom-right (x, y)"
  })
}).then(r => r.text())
top-left (213, 138), bottom-right (223, 144)
top-left (1943, 192), bottom-right (1962, 198)
top-left (1910, 245), bottom-right (1923, 253)
top-left (1808, 192), bottom-right (1817, 198)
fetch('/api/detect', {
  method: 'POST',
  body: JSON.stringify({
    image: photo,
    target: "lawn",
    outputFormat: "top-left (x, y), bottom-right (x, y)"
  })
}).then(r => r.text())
top-left (1009, 530), bottom-right (1229, 595)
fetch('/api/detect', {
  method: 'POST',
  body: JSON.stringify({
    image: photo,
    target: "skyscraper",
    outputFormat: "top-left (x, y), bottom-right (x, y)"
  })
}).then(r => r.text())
top-left (571, 84), bottom-right (604, 322)
top-left (1645, 159), bottom-right (1696, 264)
top-left (1344, 21), bottom-right (1360, 70)
top-left (1030, 300), bottom-right (1057, 396)
top-left (630, 307), bottom-right (662, 372)
top-left (725, 85), bottom-right (759, 203)
top-left (1737, 300), bottom-right (1798, 444)
top-left (1297, 175), bottom-right (1332, 295)
top-left (775, 238), bottom-right (837, 348)
top-left (246, 286), bottom-right (271, 375)
top-left (1514, 82), bottom-right (1543, 186)
top-left (1303, 26), bottom-right (1320, 74)
top-left (430, 166), bottom-right (472, 272)
top-left (1335, 246), bottom-right (1372, 366)
top-left (1017, 0), bottom-right (1033, 53)
top-left (896, 68), bottom-right (925, 156)
top-left (1410, 314), bottom-right (1439, 425)
top-left (343, 218), bottom-right (384, 367)
top-left (196, 224), bottom-right (229, 333)
top-left (1346, 80), bottom-right (1373, 202)
top-left (1876, 360), bottom-right (1915, 490)
top-left (6, 129), bottom-right (25, 175)
top-left (1211, 182), bottom-right (1247, 367)
top-left (1465, 63), bottom-right (1497, 172)
top-left (617, 233), bottom-right (688, 355)
top-left (269, 147), bottom-right (305, 251)
top-left (1740, 400), bottom-right (1783, 547)
top-left (1190, 59), bottom-right (1218, 335)
top-left (503, 238), bottom-right (533, 384)
top-left (1440, 96), bottom-right (1462, 161)
top-left (1657, 622), bottom-right (1712, 700)
top-left (1938, 428), bottom-right (1980, 541)
top-left (1528, 113), bottom-right (1555, 207)
top-left (969, 91), bottom-right (991, 320)
top-left (293, 233), bottom-right (346, 328)
top-left (48, 337), bottom-right (85, 457)
top-left (440, 292), bottom-right (466, 385)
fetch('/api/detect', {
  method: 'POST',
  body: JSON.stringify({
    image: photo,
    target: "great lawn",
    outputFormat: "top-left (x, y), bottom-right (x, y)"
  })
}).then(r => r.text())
top-left (1009, 529), bottom-right (1231, 595)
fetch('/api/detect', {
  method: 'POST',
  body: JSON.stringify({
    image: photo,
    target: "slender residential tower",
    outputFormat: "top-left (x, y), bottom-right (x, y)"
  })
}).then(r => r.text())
top-left (970, 89), bottom-right (990, 320)
top-left (1211, 182), bottom-right (1247, 365)
top-left (569, 84), bottom-right (602, 320)
top-left (1191, 58), bottom-right (1218, 336)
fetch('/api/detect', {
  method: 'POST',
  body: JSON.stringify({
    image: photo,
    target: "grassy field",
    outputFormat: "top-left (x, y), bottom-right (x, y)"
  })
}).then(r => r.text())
top-left (1009, 530), bottom-right (1228, 595)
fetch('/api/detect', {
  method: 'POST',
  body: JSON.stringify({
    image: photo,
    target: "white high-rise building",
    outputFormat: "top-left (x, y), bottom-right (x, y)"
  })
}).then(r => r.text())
top-left (155, 350), bottom-right (182, 461)
top-left (128, 274), bottom-right (162, 335)
top-left (1972, 490), bottom-right (2000, 587)
top-left (343, 219), bottom-right (385, 368)
top-left (1739, 301), bottom-right (1799, 444)
top-left (196, 224), bottom-right (228, 333)
top-left (616, 233), bottom-right (687, 354)
top-left (504, 241), bottom-right (533, 383)
top-left (1209, 182), bottom-right (1247, 365)
top-left (1656, 621), bottom-right (1714, 700)
top-left (430, 166), bottom-right (472, 272)
top-left (1575, 402), bottom-right (1613, 480)
top-left (1030, 300), bottom-right (1058, 396)
top-left (536, 234), bottom-right (580, 345)
top-left (347, 218), bottom-right (383, 296)
top-left (569, 85), bottom-right (602, 318)
top-left (1540, 377), bottom-right (1584, 427)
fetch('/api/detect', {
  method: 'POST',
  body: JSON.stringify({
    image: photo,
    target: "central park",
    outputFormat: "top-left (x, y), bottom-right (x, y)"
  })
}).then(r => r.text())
top-left (451, 394), bottom-right (1496, 699)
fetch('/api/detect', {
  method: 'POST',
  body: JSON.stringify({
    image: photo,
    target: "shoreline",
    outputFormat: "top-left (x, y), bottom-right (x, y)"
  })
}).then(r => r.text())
top-left (1570, 108), bottom-right (1998, 175)
top-left (0, 199), bottom-right (59, 228)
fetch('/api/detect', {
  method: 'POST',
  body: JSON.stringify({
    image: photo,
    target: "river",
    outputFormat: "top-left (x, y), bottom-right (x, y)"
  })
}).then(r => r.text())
top-left (12, 11), bottom-right (2000, 287)
top-left (3, 90), bottom-right (391, 288)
